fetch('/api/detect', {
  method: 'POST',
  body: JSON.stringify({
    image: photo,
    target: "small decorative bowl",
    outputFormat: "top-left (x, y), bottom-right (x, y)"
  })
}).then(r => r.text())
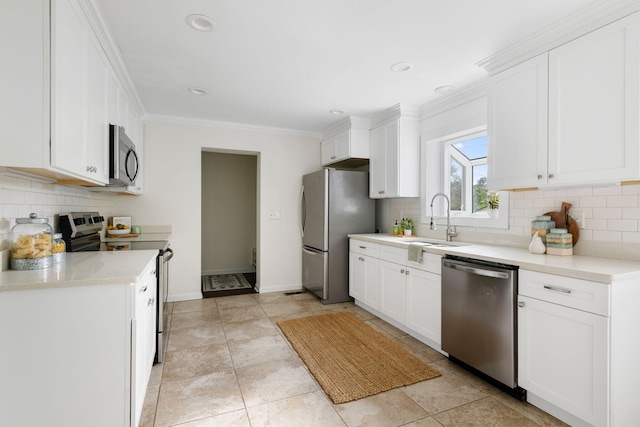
top-left (107, 229), bottom-right (130, 235)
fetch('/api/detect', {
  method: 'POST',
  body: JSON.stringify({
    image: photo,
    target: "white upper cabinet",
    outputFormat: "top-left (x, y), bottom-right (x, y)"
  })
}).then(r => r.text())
top-left (488, 54), bottom-right (548, 190)
top-left (0, 0), bottom-right (142, 188)
top-left (369, 105), bottom-right (420, 198)
top-left (548, 13), bottom-right (640, 186)
top-left (320, 116), bottom-right (371, 167)
top-left (488, 12), bottom-right (640, 190)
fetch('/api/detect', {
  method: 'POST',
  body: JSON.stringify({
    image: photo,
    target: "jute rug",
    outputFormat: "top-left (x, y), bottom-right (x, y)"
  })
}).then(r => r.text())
top-left (201, 273), bottom-right (252, 291)
top-left (277, 311), bottom-right (440, 404)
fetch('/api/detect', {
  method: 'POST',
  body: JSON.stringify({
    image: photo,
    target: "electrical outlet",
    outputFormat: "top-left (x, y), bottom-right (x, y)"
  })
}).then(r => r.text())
top-left (268, 210), bottom-right (281, 220)
top-left (570, 210), bottom-right (585, 229)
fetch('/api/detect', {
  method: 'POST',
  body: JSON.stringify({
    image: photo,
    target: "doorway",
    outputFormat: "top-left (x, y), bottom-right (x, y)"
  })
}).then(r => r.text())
top-left (201, 151), bottom-right (258, 297)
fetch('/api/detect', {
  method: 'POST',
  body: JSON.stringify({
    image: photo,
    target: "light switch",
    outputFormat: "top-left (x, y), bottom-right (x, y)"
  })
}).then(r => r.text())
top-left (268, 210), bottom-right (281, 220)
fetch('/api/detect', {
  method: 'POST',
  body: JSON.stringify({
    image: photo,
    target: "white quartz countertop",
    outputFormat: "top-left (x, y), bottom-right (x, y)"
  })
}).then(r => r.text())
top-left (349, 234), bottom-right (640, 283)
top-left (0, 250), bottom-right (158, 292)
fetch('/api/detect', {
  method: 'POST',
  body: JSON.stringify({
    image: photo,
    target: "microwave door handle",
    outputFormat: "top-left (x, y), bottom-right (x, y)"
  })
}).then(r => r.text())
top-left (125, 148), bottom-right (139, 182)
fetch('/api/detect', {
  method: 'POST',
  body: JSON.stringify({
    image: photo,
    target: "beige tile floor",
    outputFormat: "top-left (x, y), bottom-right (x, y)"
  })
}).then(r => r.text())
top-left (140, 291), bottom-right (568, 427)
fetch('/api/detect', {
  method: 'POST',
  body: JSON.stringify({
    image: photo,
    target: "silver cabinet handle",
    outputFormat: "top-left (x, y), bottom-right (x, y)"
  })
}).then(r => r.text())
top-left (518, 301), bottom-right (525, 308)
top-left (331, 155), bottom-right (336, 160)
top-left (359, 257), bottom-right (364, 261)
top-left (548, 173), bottom-right (555, 179)
top-left (537, 174), bottom-right (543, 179)
top-left (139, 285), bottom-right (147, 293)
top-left (400, 269), bottom-right (405, 274)
top-left (359, 246), bottom-right (366, 249)
top-left (543, 285), bottom-right (571, 294)
top-left (405, 270), bottom-right (410, 275)
top-left (378, 190), bottom-right (385, 194)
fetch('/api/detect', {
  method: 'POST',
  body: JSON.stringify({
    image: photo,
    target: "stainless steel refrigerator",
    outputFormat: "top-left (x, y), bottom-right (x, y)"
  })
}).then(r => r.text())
top-left (300, 168), bottom-right (375, 304)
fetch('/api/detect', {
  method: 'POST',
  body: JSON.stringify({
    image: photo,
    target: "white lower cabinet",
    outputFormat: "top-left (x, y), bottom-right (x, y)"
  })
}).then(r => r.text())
top-left (406, 267), bottom-right (441, 345)
top-left (0, 256), bottom-right (157, 427)
top-left (379, 259), bottom-right (407, 323)
top-left (349, 239), bottom-right (442, 349)
top-left (518, 270), bottom-right (610, 427)
top-left (349, 251), bottom-right (380, 310)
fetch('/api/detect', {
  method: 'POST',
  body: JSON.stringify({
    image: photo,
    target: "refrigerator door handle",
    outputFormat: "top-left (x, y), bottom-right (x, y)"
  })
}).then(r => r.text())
top-left (302, 246), bottom-right (323, 256)
top-left (299, 184), bottom-right (306, 237)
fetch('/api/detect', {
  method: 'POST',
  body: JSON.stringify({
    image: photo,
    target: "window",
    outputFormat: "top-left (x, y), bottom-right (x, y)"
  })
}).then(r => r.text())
top-left (421, 125), bottom-right (509, 229)
top-left (444, 131), bottom-right (488, 215)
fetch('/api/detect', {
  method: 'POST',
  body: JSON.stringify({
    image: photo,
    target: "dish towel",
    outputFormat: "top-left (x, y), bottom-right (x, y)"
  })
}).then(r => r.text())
top-left (408, 243), bottom-right (426, 263)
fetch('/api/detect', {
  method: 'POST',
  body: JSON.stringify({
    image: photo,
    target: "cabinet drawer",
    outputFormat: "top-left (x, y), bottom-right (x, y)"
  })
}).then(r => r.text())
top-left (349, 239), bottom-right (379, 257)
top-left (379, 245), bottom-right (407, 265)
top-left (408, 253), bottom-right (441, 274)
top-left (519, 270), bottom-right (610, 316)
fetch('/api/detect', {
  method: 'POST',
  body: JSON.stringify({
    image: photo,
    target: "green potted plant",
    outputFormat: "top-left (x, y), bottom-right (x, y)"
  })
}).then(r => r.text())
top-left (481, 190), bottom-right (500, 217)
top-left (400, 218), bottom-right (414, 236)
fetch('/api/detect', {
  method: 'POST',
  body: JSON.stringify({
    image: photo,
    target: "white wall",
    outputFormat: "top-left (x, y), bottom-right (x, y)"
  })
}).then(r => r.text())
top-left (201, 152), bottom-right (256, 274)
top-left (114, 119), bottom-right (320, 301)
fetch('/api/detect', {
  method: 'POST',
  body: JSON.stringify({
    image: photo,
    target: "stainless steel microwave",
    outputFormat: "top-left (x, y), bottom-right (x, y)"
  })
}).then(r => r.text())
top-left (109, 124), bottom-right (139, 186)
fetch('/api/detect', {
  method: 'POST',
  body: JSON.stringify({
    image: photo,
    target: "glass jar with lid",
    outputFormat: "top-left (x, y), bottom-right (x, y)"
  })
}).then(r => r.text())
top-left (10, 213), bottom-right (53, 270)
top-left (52, 233), bottom-right (66, 264)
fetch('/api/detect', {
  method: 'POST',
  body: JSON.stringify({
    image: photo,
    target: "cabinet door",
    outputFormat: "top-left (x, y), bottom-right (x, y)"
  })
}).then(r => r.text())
top-left (383, 122), bottom-right (400, 197)
top-left (488, 53), bottom-right (548, 190)
top-left (50, 0), bottom-right (88, 178)
top-left (86, 35), bottom-right (109, 184)
top-left (548, 13), bottom-right (640, 185)
top-left (518, 295), bottom-right (609, 426)
top-left (334, 130), bottom-right (350, 161)
top-left (350, 253), bottom-right (380, 310)
top-left (321, 138), bottom-right (336, 165)
top-left (406, 268), bottom-right (441, 345)
top-left (349, 252), bottom-right (365, 301)
top-left (369, 126), bottom-right (387, 198)
top-left (379, 260), bottom-right (406, 323)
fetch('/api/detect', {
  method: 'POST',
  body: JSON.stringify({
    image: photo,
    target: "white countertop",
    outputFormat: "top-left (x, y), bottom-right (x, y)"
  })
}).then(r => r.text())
top-left (349, 234), bottom-right (640, 283)
top-left (0, 250), bottom-right (158, 292)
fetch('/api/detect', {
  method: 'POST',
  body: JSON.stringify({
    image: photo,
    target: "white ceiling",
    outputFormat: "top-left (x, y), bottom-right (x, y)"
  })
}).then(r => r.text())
top-left (96, 0), bottom-right (597, 134)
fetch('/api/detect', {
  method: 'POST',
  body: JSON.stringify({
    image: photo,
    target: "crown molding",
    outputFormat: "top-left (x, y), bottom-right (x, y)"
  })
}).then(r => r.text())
top-left (144, 114), bottom-right (321, 138)
top-left (477, 0), bottom-right (640, 75)
top-left (320, 116), bottom-right (371, 140)
top-left (419, 78), bottom-right (487, 119)
top-left (371, 103), bottom-right (420, 128)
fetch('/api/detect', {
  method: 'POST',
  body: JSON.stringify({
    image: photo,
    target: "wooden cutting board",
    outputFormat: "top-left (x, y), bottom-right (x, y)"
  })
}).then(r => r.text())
top-left (544, 201), bottom-right (579, 246)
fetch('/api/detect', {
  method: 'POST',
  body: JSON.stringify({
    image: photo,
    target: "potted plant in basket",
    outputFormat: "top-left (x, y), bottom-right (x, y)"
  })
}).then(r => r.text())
top-left (400, 218), bottom-right (414, 236)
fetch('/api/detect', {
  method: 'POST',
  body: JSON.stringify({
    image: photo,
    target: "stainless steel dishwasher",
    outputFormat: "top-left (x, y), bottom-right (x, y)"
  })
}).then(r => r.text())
top-left (441, 255), bottom-right (525, 399)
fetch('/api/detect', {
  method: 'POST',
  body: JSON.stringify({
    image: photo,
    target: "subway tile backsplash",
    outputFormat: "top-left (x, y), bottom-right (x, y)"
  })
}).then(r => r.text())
top-left (0, 174), bottom-right (116, 252)
top-left (388, 184), bottom-right (640, 260)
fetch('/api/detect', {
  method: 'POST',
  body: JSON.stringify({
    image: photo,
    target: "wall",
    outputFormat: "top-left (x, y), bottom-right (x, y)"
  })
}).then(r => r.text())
top-left (201, 152), bottom-right (257, 274)
top-left (114, 119), bottom-right (320, 301)
top-left (0, 174), bottom-right (116, 269)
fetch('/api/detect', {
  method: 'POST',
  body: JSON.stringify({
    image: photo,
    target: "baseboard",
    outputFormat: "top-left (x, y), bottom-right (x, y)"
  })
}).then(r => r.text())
top-left (201, 267), bottom-right (256, 276)
top-left (256, 283), bottom-right (303, 294)
top-left (168, 292), bottom-right (204, 302)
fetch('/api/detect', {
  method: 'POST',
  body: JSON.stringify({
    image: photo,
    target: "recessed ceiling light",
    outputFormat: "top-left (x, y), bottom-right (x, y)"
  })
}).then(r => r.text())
top-left (434, 85), bottom-right (456, 95)
top-left (186, 14), bottom-right (217, 32)
top-left (329, 109), bottom-right (345, 115)
top-left (390, 62), bottom-right (414, 72)
top-left (188, 87), bottom-right (208, 96)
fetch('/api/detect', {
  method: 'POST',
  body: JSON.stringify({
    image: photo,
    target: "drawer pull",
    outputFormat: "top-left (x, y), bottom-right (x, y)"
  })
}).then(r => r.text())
top-left (139, 286), bottom-right (147, 293)
top-left (359, 245), bottom-right (366, 249)
top-left (543, 285), bottom-right (571, 294)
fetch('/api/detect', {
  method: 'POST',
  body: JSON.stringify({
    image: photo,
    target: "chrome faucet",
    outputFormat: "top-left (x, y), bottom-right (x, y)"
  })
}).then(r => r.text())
top-left (430, 193), bottom-right (457, 241)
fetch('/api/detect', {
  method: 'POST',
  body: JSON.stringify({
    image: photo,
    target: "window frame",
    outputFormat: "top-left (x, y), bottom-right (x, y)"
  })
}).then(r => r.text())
top-left (421, 125), bottom-right (509, 229)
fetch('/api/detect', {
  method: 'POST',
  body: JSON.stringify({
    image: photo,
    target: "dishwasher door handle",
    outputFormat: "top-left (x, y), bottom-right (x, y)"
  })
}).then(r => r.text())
top-left (444, 262), bottom-right (511, 279)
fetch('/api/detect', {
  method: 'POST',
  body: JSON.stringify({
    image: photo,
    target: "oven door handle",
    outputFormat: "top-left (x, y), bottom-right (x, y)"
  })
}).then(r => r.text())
top-left (163, 248), bottom-right (174, 262)
top-left (444, 261), bottom-right (510, 279)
